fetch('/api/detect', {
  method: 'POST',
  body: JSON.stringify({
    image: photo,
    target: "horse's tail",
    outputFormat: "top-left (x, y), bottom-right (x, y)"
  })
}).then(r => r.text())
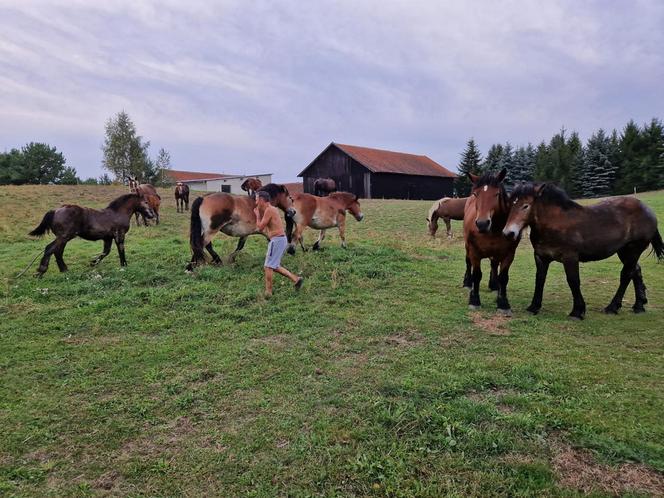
top-left (189, 197), bottom-right (206, 264)
top-left (29, 210), bottom-right (55, 237)
top-left (651, 229), bottom-right (664, 262)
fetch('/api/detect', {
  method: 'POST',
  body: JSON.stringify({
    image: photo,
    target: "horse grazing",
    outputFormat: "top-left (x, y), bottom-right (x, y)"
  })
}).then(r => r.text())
top-left (313, 178), bottom-right (336, 197)
top-left (426, 197), bottom-right (468, 238)
top-left (28, 194), bottom-right (155, 277)
top-left (241, 178), bottom-right (263, 198)
top-left (286, 192), bottom-right (364, 254)
top-left (128, 177), bottom-right (161, 225)
top-left (463, 168), bottom-right (521, 315)
top-left (175, 182), bottom-right (190, 213)
top-left (504, 183), bottom-right (664, 319)
top-left (186, 184), bottom-right (295, 270)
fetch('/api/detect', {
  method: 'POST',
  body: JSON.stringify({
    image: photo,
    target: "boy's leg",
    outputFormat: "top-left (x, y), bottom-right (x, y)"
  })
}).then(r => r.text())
top-left (275, 266), bottom-right (299, 283)
top-left (264, 267), bottom-right (274, 296)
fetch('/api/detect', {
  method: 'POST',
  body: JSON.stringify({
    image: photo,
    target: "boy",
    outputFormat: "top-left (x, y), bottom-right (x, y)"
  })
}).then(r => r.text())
top-left (254, 191), bottom-right (303, 296)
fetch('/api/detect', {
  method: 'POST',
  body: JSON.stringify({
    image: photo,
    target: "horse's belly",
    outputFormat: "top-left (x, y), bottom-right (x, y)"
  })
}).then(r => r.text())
top-left (310, 215), bottom-right (335, 229)
top-left (222, 222), bottom-right (258, 237)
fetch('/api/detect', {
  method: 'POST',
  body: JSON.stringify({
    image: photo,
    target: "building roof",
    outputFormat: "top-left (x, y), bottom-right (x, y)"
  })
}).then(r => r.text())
top-left (165, 170), bottom-right (230, 182)
top-left (299, 142), bottom-right (456, 178)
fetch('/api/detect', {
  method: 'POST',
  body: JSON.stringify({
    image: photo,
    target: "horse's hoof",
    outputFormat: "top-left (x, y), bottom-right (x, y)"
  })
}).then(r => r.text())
top-left (463, 285), bottom-right (472, 291)
top-left (633, 306), bottom-right (646, 314)
top-left (312, 244), bottom-right (320, 251)
top-left (498, 308), bottom-right (513, 317)
top-left (468, 304), bottom-right (481, 311)
top-left (287, 247), bottom-right (296, 255)
top-left (568, 314), bottom-right (584, 321)
top-left (603, 306), bottom-right (619, 315)
top-left (526, 306), bottom-right (540, 315)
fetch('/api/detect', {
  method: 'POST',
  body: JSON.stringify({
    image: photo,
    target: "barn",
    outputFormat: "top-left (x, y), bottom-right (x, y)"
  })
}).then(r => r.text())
top-left (298, 143), bottom-right (456, 200)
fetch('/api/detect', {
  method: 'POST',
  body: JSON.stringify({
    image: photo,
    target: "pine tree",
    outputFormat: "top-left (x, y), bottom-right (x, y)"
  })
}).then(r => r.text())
top-left (482, 144), bottom-right (504, 173)
top-left (456, 138), bottom-right (482, 196)
top-left (510, 144), bottom-right (536, 186)
top-left (641, 118), bottom-right (664, 191)
top-left (581, 129), bottom-right (616, 197)
top-left (614, 120), bottom-right (644, 194)
top-left (498, 142), bottom-right (515, 188)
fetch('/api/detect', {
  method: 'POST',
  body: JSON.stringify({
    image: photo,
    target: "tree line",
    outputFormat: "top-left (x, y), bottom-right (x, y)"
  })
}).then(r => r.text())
top-left (0, 111), bottom-right (172, 186)
top-left (456, 118), bottom-right (664, 198)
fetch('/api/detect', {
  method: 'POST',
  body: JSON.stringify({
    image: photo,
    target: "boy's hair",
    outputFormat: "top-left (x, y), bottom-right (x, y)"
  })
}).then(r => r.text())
top-left (257, 191), bottom-right (271, 202)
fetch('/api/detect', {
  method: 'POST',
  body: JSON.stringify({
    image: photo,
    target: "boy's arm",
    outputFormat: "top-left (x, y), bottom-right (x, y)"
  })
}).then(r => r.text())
top-left (255, 208), bottom-right (272, 231)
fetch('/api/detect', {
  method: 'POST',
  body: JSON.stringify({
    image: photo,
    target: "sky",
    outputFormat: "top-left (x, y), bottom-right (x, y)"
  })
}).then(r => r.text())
top-left (1, 0), bottom-right (663, 182)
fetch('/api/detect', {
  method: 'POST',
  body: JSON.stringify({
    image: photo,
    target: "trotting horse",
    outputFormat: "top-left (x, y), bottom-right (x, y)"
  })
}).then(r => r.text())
top-left (128, 177), bottom-right (161, 225)
top-left (313, 178), bottom-right (336, 197)
top-left (28, 193), bottom-right (155, 276)
top-left (463, 168), bottom-right (521, 315)
top-left (286, 192), bottom-right (364, 254)
top-left (241, 178), bottom-right (263, 198)
top-left (175, 182), bottom-right (190, 213)
top-left (503, 183), bottom-right (664, 319)
top-left (426, 197), bottom-right (468, 238)
top-left (186, 184), bottom-right (295, 270)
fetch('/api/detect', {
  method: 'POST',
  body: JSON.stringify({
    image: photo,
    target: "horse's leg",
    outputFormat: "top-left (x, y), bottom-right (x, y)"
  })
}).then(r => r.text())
top-left (312, 229), bottom-right (326, 251)
top-left (36, 240), bottom-right (58, 276)
top-left (468, 253), bottom-right (482, 310)
top-left (632, 263), bottom-right (648, 313)
top-left (154, 207), bottom-right (160, 225)
top-left (53, 238), bottom-right (69, 273)
top-left (604, 248), bottom-right (638, 314)
top-left (562, 258), bottom-right (585, 319)
top-left (338, 215), bottom-right (347, 248)
top-left (527, 254), bottom-right (551, 314)
top-left (114, 232), bottom-right (127, 266)
top-left (444, 217), bottom-right (452, 238)
top-left (288, 224), bottom-right (306, 254)
top-left (228, 236), bottom-right (248, 263)
top-left (91, 238), bottom-right (113, 266)
top-left (205, 241), bottom-right (223, 265)
top-left (135, 212), bottom-right (140, 227)
top-left (185, 197), bottom-right (189, 211)
top-left (488, 259), bottom-right (499, 291)
top-left (496, 253), bottom-right (515, 316)
top-left (462, 256), bottom-right (472, 289)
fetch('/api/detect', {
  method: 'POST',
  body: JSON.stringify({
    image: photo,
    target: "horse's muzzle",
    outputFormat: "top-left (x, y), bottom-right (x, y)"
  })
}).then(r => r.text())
top-left (502, 225), bottom-right (520, 240)
top-left (356, 213), bottom-right (364, 221)
top-left (286, 208), bottom-right (296, 218)
top-left (475, 219), bottom-right (491, 233)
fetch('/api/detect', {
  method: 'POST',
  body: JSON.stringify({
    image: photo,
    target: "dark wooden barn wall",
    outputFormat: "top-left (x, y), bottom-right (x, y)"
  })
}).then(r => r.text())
top-left (370, 174), bottom-right (454, 200)
top-left (302, 146), bottom-right (368, 198)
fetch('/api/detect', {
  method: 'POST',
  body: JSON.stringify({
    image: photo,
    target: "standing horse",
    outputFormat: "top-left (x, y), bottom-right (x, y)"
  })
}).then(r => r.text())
top-left (128, 177), bottom-right (161, 225)
top-left (175, 182), bottom-right (190, 213)
top-left (28, 193), bottom-right (155, 276)
top-left (286, 192), bottom-right (364, 254)
top-left (241, 178), bottom-right (263, 198)
top-left (313, 178), bottom-right (336, 197)
top-left (426, 197), bottom-right (468, 238)
top-left (503, 183), bottom-right (664, 319)
top-left (186, 184), bottom-right (294, 270)
top-left (463, 168), bottom-right (521, 315)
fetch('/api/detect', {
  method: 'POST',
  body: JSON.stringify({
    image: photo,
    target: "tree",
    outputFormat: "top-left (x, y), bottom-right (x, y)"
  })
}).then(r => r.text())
top-left (99, 174), bottom-right (113, 185)
top-left (581, 129), bottom-right (616, 197)
top-left (482, 143), bottom-right (504, 174)
top-left (0, 143), bottom-right (73, 185)
top-left (58, 166), bottom-right (80, 185)
top-left (152, 148), bottom-right (172, 185)
top-left (82, 177), bottom-right (99, 185)
top-left (613, 120), bottom-right (644, 194)
top-left (102, 111), bottom-right (151, 181)
top-left (641, 118), bottom-right (664, 191)
top-left (510, 144), bottom-right (536, 185)
top-left (456, 138), bottom-right (482, 196)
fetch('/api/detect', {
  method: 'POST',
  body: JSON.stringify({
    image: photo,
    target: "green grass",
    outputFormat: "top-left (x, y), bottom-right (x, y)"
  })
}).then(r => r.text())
top-left (1, 185), bottom-right (664, 496)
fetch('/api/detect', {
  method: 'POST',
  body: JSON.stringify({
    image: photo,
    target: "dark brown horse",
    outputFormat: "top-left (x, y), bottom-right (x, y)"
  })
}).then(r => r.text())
top-left (128, 178), bottom-right (161, 225)
top-left (504, 183), bottom-right (664, 319)
top-left (28, 193), bottom-right (155, 276)
top-left (187, 184), bottom-right (295, 270)
top-left (286, 192), bottom-right (364, 254)
top-left (241, 178), bottom-right (263, 197)
top-left (426, 197), bottom-right (468, 238)
top-left (313, 178), bottom-right (336, 197)
top-left (175, 182), bottom-right (190, 213)
top-left (463, 169), bottom-right (521, 315)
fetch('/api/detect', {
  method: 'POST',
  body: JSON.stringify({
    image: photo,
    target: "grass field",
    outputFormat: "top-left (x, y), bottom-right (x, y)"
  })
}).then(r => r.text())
top-left (1, 185), bottom-right (664, 497)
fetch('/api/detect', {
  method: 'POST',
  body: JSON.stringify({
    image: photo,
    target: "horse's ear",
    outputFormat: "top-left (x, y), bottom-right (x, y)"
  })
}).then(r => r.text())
top-left (534, 183), bottom-right (546, 197)
top-left (497, 168), bottom-right (507, 182)
top-left (467, 172), bottom-right (479, 184)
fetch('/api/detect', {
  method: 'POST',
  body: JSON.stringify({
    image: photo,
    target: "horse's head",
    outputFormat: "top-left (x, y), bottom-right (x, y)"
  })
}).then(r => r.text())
top-left (468, 168), bottom-right (507, 233)
top-left (260, 184), bottom-right (295, 218)
top-left (426, 201), bottom-right (440, 237)
top-left (136, 194), bottom-right (156, 219)
top-left (503, 183), bottom-right (544, 240)
top-left (334, 192), bottom-right (363, 221)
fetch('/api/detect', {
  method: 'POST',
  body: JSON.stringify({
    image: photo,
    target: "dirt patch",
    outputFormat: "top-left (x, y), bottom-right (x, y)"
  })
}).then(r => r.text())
top-left (383, 330), bottom-right (424, 348)
top-left (469, 312), bottom-right (511, 335)
top-left (250, 334), bottom-right (293, 350)
top-left (552, 441), bottom-right (664, 496)
top-left (93, 469), bottom-right (120, 490)
top-left (465, 387), bottom-right (516, 413)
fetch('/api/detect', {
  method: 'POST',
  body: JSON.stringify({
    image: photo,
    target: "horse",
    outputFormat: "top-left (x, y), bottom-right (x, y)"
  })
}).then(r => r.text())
top-left (241, 178), bottom-right (263, 198)
top-left (503, 183), bottom-right (664, 319)
top-left (313, 178), bottom-right (336, 197)
top-left (426, 197), bottom-right (468, 238)
top-left (175, 182), bottom-right (190, 213)
top-left (463, 168), bottom-right (521, 315)
top-left (286, 192), bottom-right (364, 254)
top-left (28, 193), bottom-right (155, 277)
top-left (186, 183), bottom-right (295, 271)
top-left (128, 177), bottom-right (161, 225)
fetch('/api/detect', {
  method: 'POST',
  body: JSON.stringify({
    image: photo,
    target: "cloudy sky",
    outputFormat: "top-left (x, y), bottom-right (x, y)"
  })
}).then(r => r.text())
top-left (1, 0), bottom-right (663, 181)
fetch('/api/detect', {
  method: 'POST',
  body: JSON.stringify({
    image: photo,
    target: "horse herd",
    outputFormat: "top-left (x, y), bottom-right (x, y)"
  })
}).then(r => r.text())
top-left (28, 171), bottom-right (663, 319)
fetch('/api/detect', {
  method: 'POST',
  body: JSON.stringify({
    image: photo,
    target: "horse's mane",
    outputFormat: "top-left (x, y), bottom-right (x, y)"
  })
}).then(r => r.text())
top-left (511, 182), bottom-right (581, 210)
top-left (472, 171), bottom-right (508, 204)
top-left (107, 193), bottom-right (139, 210)
top-left (428, 198), bottom-right (445, 220)
top-left (258, 183), bottom-right (288, 198)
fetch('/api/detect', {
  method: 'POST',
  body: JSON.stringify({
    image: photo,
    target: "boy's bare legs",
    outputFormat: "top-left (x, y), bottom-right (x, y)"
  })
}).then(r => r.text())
top-left (264, 267), bottom-right (274, 296)
top-left (275, 266), bottom-right (299, 283)
top-left (264, 266), bottom-right (303, 296)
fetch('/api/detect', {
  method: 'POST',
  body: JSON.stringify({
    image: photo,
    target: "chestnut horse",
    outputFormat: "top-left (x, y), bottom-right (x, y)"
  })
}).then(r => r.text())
top-left (504, 183), bottom-right (664, 319)
top-left (175, 182), bottom-right (190, 213)
top-left (28, 193), bottom-right (155, 276)
top-left (286, 192), bottom-right (364, 254)
top-left (241, 178), bottom-right (263, 198)
top-left (128, 177), bottom-right (161, 225)
top-left (313, 178), bottom-right (336, 197)
top-left (186, 184), bottom-right (294, 270)
top-left (426, 197), bottom-right (468, 238)
top-left (463, 168), bottom-right (521, 315)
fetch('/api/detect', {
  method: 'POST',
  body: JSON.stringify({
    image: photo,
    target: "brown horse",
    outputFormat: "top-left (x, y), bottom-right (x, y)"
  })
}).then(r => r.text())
top-left (463, 168), bottom-right (521, 315)
top-left (186, 184), bottom-right (295, 270)
top-left (286, 192), bottom-right (364, 254)
top-left (128, 178), bottom-right (161, 225)
top-left (504, 183), bottom-right (664, 319)
top-left (313, 178), bottom-right (336, 197)
top-left (175, 182), bottom-right (190, 213)
top-left (426, 197), bottom-right (468, 238)
top-left (241, 178), bottom-right (263, 197)
top-left (28, 193), bottom-right (155, 276)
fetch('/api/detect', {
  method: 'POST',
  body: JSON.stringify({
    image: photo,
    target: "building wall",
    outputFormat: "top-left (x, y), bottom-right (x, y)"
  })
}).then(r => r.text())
top-left (186, 181), bottom-right (208, 191)
top-left (370, 173), bottom-right (454, 200)
top-left (302, 146), bottom-right (368, 197)
top-left (191, 174), bottom-right (272, 193)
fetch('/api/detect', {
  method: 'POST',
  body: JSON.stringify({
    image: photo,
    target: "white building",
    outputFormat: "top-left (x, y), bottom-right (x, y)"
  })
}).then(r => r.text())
top-left (166, 170), bottom-right (272, 193)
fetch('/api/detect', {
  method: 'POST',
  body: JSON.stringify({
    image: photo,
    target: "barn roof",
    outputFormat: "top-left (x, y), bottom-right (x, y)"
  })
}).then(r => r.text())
top-left (299, 143), bottom-right (456, 178)
top-left (165, 170), bottom-right (230, 182)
